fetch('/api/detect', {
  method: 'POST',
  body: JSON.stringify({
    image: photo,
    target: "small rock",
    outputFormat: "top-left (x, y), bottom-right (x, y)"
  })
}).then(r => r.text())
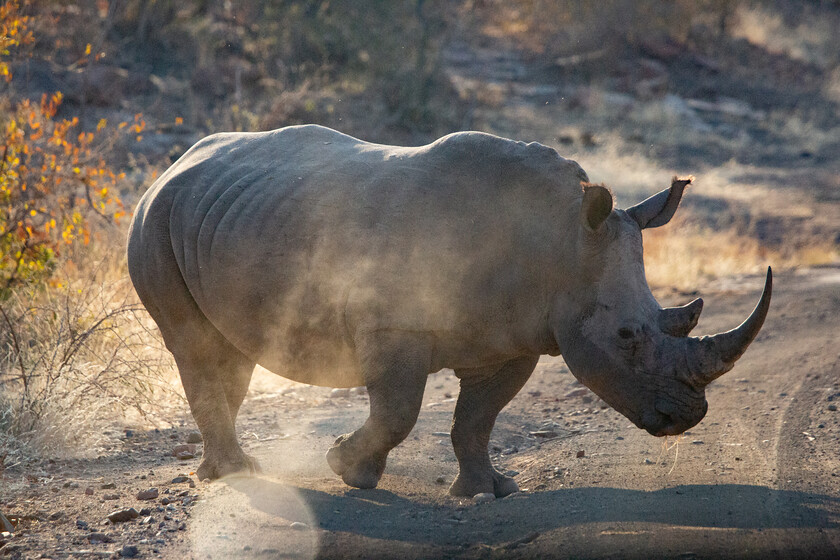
top-left (171, 476), bottom-right (190, 484)
top-left (576, 450), bottom-right (585, 458)
top-left (171, 444), bottom-right (196, 458)
top-left (76, 519), bottom-right (89, 530)
top-left (473, 492), bottom-right (495, 503)
top-left (643, 458), bottom-right (654, 465)
top-left (48, 511), bottom-right (64, 521)
top-left (289, 522), bottom-right (308, 530)
top-left (829, 404), bottom-right (837, 412)
top-left (185, 432), bottom-right (203, 444)
top-left (691, 440), bottom-right (705, 445)
top-left (88, 532), bottom-right (113, 543)
top-left (139, 508), bottom-right (152, 516)
top-left (103, 493), bottom-right (120, 500)
top-left (431, 432), bottom-right (450, 437)
top-left (136, 488), bottom-right (159, 501)
top-left (530, 430), bottom-right (558, 439)
top-left (85, 487), bottom-right (94, 496)
top-left (435, 476), bottom-right (446, 485)
top-left (100, 482), bottom-right (117, 490)
top-left (107, 508), bottom-right (139, 523)
top-left (329, 388), bottom-right (350, 398)
top-left (141, 516), bottom-right (155, 525)
top-left (0, 511), bottom-right (13, 533)
top-left (171, 445), bottom-right (196, 460)
top-left (121, 544), bottom-right (140, 558)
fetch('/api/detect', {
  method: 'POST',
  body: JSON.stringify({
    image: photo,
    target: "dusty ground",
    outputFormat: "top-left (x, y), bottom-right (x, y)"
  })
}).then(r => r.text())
top-left (1, 265), bottom-right (838, 559)
top-left (2, 5), bottom-right (840, 559)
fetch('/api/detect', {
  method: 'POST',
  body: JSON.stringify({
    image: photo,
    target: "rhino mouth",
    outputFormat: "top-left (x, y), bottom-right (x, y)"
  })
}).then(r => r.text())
top-left (644, 415), bottom-right (685, 437)
top-left (642, 398), bottom-right (708, 437)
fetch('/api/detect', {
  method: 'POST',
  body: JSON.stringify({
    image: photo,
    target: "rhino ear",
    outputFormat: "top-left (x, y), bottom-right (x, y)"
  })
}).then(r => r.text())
top-left (581, 184), bottom-right (613, 232)
top-left (626, 176), bottom-right (692, 229)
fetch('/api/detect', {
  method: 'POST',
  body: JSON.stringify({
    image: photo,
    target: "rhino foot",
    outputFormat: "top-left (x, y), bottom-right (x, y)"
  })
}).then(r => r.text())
top-left (326, 435), bottom-right (386, 489)
top-left (449, 467), bottom-right (519, 498)
top-left (196, 452), bottom-right (261, 481)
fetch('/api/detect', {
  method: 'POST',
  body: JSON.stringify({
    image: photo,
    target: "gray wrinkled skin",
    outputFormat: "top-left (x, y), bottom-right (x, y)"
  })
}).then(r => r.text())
top-left (127, 125), bottom-right (770, 497)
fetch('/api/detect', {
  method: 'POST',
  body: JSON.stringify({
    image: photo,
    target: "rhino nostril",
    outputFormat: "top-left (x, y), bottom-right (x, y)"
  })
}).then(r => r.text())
top-left (618, 327), bottom-right (635, 339)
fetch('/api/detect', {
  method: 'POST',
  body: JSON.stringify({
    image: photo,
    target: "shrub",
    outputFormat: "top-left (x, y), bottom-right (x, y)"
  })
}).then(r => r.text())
top-left (0, 260), bottom-right (176, 462)
top-left (0, 1), bottom-right (176, 464)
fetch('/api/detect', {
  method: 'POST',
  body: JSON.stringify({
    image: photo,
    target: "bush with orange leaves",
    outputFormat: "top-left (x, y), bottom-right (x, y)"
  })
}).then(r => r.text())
top-left (0, 1), bottom-right (140, 299)
top-left (0, 2), bottom-right (174, 462)
top-left (0, 92), bottom-right (140, 297)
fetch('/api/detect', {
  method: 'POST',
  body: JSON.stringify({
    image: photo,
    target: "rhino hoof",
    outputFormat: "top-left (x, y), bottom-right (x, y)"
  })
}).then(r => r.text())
top-left (196, 453), bottom-right (261, 481)
top-left (326, 441), bottom-right (384, 489)
top-left (449, 470), bottom-right (519, 498)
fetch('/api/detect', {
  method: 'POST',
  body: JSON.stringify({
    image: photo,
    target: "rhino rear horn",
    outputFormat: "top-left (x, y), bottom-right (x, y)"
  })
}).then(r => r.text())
top-left (660, 298), bottom-right (703, 337)
top-left (688, 267), bottom-right (772, 387)
top-left (627, 176), bottom-right (692, 229)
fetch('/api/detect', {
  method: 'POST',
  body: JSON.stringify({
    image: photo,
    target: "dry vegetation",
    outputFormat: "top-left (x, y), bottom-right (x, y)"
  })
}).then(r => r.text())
top-left (643, 219), bottom-right (838, 290)
top-left (0, 254), bottom-right (176, 464)
top-left (0, 0), bottom-right (837, 468)
top-left (0, 2), bottom-right (176, 469)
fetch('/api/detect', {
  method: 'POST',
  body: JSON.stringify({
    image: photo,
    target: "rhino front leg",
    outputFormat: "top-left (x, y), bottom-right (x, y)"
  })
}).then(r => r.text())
top-left (450, 355), bottom-right (538, 497)
top-left (326, 331), bottom-right (431, 489)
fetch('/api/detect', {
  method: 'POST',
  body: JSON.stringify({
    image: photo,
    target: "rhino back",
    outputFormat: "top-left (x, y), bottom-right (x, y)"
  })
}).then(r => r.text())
top-left (134, 125), bottom-right (584, 383)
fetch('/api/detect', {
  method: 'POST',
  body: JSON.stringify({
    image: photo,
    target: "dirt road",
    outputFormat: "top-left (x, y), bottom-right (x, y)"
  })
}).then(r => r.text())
top-left (2, 267), bottom-right (838, 559)
top-left (192, 266), bottom-right (840, 559)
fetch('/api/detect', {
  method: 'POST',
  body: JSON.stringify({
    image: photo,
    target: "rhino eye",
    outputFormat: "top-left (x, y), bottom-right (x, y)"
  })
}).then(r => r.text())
top-left (617, 327), bottom-right (636, 339)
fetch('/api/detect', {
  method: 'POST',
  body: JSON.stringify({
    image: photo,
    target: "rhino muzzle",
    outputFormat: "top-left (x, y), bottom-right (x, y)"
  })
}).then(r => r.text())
top-left (648, 397), bottom-right (709, 437)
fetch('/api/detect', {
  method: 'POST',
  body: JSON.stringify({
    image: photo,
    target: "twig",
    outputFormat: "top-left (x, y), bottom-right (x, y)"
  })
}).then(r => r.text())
top-left (0, 302), bottom-right (27, 393)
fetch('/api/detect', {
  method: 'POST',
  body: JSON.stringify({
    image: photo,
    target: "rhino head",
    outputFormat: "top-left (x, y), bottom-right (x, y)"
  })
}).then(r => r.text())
top-left (554, 178), bottom-right (771, 437)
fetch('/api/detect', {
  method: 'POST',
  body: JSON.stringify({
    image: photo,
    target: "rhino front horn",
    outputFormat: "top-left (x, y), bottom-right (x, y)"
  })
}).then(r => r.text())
top-left (688, 267), bottom-right (772, 387)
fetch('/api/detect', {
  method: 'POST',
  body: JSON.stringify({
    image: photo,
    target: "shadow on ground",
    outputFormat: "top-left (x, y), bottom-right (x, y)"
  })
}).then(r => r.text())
top-left (203, 475), bottom-right (838, 548)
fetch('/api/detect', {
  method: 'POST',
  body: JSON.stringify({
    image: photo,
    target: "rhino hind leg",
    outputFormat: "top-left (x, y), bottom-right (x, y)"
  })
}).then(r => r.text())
top-left (175, 347), bottom-right (261, 481)
top-left (449, 355), bottom-right (538, 498)
top-left (130, 246), bottom-right (259, 481)
top-left (326, 331), bottom-right (431, 489)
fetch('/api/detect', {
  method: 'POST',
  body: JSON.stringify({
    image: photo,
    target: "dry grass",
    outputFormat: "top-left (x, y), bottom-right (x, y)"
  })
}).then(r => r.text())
top-left (643, 219), bottom-right (838, 290)
top-left (0, 239), bottom-right (179, 466)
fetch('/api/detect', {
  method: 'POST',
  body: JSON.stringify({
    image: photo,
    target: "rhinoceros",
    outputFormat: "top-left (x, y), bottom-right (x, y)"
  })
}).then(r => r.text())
top-left (127, 125), bottom-right (771, 497)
